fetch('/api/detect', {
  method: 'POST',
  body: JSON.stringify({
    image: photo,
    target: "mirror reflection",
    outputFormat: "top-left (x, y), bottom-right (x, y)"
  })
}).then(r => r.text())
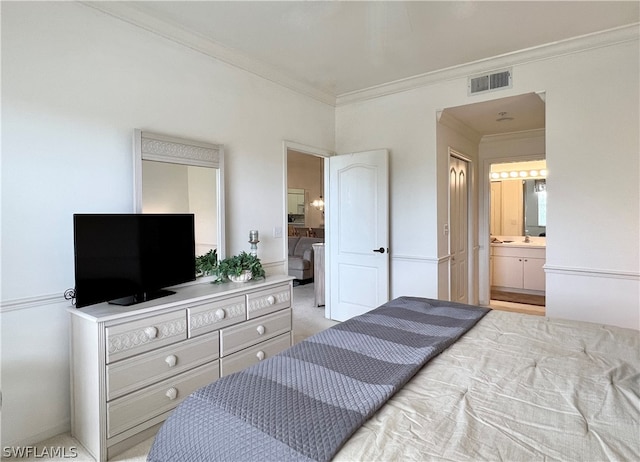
top-left (287, 188), bottom-right (306, 227)
top-left (142, 160), bottom-right (218, 256)
top-left (134, 130), bottom-right (225, 260)
top-left (523, 178), bottom-right (546, 236)
top-left (490, 160), bottom-right (547, 237)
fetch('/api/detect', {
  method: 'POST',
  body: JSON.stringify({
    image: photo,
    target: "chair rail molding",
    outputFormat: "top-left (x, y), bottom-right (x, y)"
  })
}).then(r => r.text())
top-left (1, 293), bottom-right (66, 313)
top-left (544, 265), bottom-right (640, 281)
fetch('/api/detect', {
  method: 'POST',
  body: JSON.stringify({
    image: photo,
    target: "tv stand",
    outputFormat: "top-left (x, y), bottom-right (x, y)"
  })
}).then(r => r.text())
top-left (108, 289), bottom-right (175, 306)
top-left (68, 275), bottom-right (293, 461)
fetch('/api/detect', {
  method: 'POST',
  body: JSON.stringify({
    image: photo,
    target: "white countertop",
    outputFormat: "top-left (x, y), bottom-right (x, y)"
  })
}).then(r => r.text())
top-left (491, 236), bottom-right (546, 249)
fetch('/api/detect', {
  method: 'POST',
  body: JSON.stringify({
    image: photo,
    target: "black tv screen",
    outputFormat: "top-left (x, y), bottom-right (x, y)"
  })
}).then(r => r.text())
top-left (73, 214), bottom-right (196, 308)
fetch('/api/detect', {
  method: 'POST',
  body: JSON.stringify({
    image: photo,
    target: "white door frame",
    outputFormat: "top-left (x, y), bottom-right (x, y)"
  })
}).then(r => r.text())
top-left (448, 148), bottom-right (475, 303)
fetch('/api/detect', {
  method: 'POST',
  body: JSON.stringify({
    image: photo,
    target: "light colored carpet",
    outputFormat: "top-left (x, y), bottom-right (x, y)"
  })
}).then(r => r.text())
top-left (10, 283), bottom-right (337, 462)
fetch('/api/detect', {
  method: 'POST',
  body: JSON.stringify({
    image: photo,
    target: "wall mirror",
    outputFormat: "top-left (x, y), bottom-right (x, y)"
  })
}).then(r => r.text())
top-left (523, 179), bottom-right (546, 236)
top-left (133, 130), bottom-right (225, 259)
top-left (490, 178), bottom-right (547, 237)
top-left (490, 160), bottom-right (546, 237)
top-left (287, 188), bottom-right (306, 226)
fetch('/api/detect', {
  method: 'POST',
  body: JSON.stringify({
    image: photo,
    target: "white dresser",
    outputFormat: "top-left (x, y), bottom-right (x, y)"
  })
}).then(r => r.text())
top-left (68, 275), bottom-right (293, 462)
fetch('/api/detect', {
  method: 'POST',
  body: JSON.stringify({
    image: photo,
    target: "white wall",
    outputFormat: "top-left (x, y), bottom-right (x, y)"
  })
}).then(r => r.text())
top-left (0, 2), bottom-right (334, 446)
top-left (337, 37), bottom-right (639, 329)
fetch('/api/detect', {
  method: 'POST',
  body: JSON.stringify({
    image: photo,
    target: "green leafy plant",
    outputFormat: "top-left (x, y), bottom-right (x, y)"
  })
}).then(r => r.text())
top-left (195, 249), bottom-right (218, 277)
top-left (217, 251), bottom-right (265, 281)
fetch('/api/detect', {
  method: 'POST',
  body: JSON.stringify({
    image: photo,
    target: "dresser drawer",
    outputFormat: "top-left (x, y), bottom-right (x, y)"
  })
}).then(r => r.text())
top-left (246, 284), bottom-right (291, 319)
top-left (106, 311), bottom-right (187, 363)
top-left (106, 361), bottom-right (219, 438)
top-left (220, 308), bottom-right (291, 356)
top-left (220, 333), bottom-right (291, 376)
top-left (188, 295), bottom-right (246, 337)
top-left (106, 331), bottom-right (219, 401)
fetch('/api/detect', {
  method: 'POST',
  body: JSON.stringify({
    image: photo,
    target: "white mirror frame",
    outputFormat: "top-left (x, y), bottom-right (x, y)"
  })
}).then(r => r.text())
top-left (133, 129), bottom-right (226, 259)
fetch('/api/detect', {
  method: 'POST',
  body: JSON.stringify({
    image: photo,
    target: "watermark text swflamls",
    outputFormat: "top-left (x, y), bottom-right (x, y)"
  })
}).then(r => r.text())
top-left (2, 446), bottom-right (78, 458)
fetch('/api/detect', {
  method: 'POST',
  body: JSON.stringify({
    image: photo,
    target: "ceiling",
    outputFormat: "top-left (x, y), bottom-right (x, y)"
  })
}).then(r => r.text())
top-left (443, 92), bottom-right (546, 136)
top-left (88, 1), bottom-right (638, 133)
top-left (109, 1), bottom-right (638, 97)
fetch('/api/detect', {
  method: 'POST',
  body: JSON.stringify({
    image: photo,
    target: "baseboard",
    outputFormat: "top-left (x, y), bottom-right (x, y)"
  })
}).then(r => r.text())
top-left (2, 419), bottom-right (70, 448)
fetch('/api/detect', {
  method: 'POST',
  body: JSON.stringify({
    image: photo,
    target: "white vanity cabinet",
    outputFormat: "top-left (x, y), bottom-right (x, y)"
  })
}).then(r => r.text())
top-left (68, 275), bottom-right (293, 462)
top-left (491, 245), bottom-right (546, 293)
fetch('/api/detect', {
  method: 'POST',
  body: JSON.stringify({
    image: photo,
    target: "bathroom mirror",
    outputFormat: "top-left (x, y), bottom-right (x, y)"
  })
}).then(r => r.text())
top-left (524, 179), bottom-right (546, 236)
top-left (491, 178), bottom-right (546, 237)
top-left (133, 130), bottom-right (225, 258)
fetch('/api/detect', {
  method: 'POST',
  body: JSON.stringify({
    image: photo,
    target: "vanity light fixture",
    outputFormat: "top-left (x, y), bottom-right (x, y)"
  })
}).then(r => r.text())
top-left (490, 169), bottom-right (548, 180)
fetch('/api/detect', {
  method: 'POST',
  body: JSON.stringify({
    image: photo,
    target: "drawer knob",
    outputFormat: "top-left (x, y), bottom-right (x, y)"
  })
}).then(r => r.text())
top-left (165, 355), bottom-right (177, 368)
top-left (266, 295), bottom-right (276, 305)
top-left (256, 351), bottom-right (265, 361)
top-left (215, 309), bottom-right (226, 320)
top-left (165, 387), bottom-right (178, 400)
top-left (256, 325), bottom-right (265, 335)
top-left (144, 326), bottom-right (158, 339)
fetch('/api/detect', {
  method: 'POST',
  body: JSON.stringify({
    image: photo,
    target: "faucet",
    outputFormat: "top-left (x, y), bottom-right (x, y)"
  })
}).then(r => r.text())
top-left (523, 233), bottom-right (531, 243)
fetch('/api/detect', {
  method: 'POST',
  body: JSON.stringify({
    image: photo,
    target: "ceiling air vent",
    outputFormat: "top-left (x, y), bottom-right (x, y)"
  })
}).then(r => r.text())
top-left (468, 69), bottom-right (512, 95)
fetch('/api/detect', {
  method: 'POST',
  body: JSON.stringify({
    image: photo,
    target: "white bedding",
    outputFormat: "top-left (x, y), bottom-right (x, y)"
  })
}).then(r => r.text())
top-left (335, 310), bottom-right (639, 461)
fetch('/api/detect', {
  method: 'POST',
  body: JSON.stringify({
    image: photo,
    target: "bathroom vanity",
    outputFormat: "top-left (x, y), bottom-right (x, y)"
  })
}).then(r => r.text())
top-left (490, 238), bottom-right (546, 293)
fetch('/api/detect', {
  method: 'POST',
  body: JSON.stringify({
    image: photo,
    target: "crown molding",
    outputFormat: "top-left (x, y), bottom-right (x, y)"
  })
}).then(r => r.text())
top-left (336, 23), bottom-right (639, 106)
top-left (79, 1), bottom-right (337, 106)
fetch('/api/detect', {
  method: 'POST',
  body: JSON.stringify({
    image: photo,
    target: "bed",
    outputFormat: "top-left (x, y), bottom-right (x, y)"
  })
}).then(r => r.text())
top-left (148, 297), bottom-right (639, 461)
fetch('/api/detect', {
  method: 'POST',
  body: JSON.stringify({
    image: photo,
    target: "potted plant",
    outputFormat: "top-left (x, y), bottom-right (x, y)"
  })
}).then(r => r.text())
top-left (195, 249), bottom-right (218, 277)
top-left (217, 251), bottom-right (265, 282)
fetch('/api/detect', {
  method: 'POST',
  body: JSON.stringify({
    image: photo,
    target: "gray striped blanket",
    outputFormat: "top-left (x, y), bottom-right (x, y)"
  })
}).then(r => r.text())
top-left (147, 296), bottom-right (489, 462)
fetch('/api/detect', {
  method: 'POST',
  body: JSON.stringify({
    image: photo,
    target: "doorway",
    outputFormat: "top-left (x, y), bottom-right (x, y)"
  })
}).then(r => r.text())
top-left (284, 142), bottom-right (330, 316)
top-left (488, 159), bottom-right (546, 316)
top-left (439, 92), bottom-right (546, 312)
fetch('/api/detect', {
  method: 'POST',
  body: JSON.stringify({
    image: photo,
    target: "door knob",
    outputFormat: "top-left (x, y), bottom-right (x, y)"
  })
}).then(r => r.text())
top-left (373, 247), bottom-right (385, 254)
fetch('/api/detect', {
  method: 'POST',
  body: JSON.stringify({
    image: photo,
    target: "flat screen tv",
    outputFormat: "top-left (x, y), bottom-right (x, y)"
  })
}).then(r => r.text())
top-left (73, 214), bottom-right (196, 308)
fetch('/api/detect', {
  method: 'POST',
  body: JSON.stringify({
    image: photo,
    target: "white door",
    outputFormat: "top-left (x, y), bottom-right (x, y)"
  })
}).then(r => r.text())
top-left (449, 155), bottom-right (469, 303)
top-left (327, 150), bottom-right (389, 321)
